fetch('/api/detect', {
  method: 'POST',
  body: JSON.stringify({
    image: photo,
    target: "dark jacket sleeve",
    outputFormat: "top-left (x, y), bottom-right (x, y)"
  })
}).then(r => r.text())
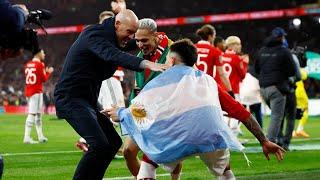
top-left (254, 50), bottom-right (261, 76)
top-left (0, 0), bottom-right (26, 33)
top-left (283, 49), bottom-right (297, 78)
top-left (87, 33), bottom-right (144, 71)
top-left (292, 54), bottom-right (302, 81)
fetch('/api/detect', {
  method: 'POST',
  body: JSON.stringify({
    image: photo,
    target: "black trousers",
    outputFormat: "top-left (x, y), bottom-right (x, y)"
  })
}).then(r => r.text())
top-left (0, 154), bottom-right (3, 179)
top-left (61, 99), bottom-right (122, 180)
top-left (278, 92), bottom-right (296, 148)
top-left (249, 103), bottom-right (263, 128)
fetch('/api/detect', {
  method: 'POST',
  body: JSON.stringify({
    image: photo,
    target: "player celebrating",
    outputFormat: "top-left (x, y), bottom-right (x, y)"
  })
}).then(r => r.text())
top-left (214, 36), bottom-right (226, 53)
top-left (195, 24), bottom-right (233, 94)
top-left (105, 39), bottom-right (285, 180)
top-left (123, 18), bottom-right (183, 180)
top-left (23, 49), bottom-right (53, 144)
top-left (221, 36), bottom-right (249, 136)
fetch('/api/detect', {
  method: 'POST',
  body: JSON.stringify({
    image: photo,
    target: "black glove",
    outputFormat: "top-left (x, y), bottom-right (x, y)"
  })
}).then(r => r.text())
top-left (296, 108), bottom-right (304, 120)
top-left (227, 91), bottom-right (235, 98)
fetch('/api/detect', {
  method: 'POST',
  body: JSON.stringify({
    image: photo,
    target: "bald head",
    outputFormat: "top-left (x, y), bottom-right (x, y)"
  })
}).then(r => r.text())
top-left (114, 9), bottom-right (139, 47)
top-left (116, 9), bottom-right (139, 26)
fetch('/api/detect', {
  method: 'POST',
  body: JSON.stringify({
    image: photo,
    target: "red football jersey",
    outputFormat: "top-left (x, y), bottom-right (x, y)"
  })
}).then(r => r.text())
top-left (24, 59), bottom-right (52, 97)
top-left (195, 41), bottom-right (223, 79)
top-left (220, 49), bottom-right (248, 94)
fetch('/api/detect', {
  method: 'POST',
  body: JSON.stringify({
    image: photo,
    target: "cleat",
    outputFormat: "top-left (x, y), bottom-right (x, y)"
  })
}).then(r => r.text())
top-left (114, 154), bottom-right (124, 159)
top-left (23, 138), bottom-right (39, 144)
top-left (39, 137), bottom-right (48, 143)
top-left (296, 130), bottom-right (310, 138)
top-left (292, 131), bottom-right (298, 138)
top-left (239, 139), bottom-right (249, 145)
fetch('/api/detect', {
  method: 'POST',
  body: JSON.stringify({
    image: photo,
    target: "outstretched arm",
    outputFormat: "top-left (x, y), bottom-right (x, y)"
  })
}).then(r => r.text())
top-left (218, 86), bottom-right (285, 161)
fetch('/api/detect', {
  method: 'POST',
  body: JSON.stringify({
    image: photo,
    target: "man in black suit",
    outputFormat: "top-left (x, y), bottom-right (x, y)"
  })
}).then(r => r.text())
top-left (54, 9), bottom-right (167, 180)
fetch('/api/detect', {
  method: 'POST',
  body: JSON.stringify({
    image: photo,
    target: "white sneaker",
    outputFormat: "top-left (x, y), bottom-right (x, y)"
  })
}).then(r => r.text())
top-left (114, 154), bottom-right (124, 159)
top-left (23, 138), bottom-right (39, 144)
top-left (39, 137), bottom-right (48, 143)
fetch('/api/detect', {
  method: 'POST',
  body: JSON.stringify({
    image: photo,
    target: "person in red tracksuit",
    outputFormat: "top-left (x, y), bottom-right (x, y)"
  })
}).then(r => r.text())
top-left (23, 49), bottom-right (53, 144)
top-left (221, 36), bottom-right (249, 136)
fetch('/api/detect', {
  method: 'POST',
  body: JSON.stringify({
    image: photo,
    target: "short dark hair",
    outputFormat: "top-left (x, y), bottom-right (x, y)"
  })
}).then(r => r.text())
top-left (214, 36), bottom-right (224, 47)
top-left (170, 39), bottom-right (197, 67)
top-left (196, 24), bottom-right (215, 41)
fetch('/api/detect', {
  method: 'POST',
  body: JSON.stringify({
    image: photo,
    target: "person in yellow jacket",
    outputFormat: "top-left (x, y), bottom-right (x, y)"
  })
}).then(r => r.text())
top-left (293, 68), bottom-right (310, 138)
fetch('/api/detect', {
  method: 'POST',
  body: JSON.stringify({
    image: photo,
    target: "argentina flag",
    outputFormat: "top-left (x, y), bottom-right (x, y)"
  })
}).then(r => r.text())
top-left (118, 65), bottom-right (244, 164)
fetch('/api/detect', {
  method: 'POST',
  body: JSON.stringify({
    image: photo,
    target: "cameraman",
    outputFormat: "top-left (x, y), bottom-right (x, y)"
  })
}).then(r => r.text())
top-left (255, 27), bottom-right (296, 145)
top-left (278, 41), bottom-right (302, 150)
top-left (0, 0), bottom-right (29, 60)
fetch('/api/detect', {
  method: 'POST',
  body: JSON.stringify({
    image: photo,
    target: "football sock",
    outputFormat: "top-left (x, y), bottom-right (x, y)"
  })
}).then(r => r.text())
top-left (137, 161), bottom-right (156, 180)
top-left (24, 114), bottom-right (35, 140)
top-left (218, 170), bottom-right (235, 180)
top-left (35, 114), bottom-right (44, 139)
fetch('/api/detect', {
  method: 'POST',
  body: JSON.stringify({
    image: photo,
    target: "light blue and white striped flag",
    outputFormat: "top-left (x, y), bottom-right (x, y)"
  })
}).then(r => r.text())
top-left (118, 65), bottom-right (244, 164)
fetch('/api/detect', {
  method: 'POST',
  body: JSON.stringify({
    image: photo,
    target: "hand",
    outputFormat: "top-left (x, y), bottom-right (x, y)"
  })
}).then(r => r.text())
top-left (100, 105), bottom-right (120, 122)
top-left (143, 60), bottom-right (170, 72)
top-left (261, 140), bottom-right (286, 161)
top-left (111, 0), bottom-right (126, 14)
top-left (240, 54), bottom-right (249, 64)
top-left (46, 67), bottom-right (54, 73)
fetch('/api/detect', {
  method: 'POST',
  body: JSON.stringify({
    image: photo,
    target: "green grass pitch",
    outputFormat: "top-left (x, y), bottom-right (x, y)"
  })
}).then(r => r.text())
top-left (0, 114), bottom-right (320, 179)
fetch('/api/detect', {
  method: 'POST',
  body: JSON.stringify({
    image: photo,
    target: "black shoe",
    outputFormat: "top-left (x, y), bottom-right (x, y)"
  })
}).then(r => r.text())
top-left (282, 144), bottom-right (290, 151)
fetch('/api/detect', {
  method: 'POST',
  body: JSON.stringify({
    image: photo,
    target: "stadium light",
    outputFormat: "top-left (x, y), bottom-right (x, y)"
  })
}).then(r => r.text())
top-left (293, 18), bottom-right (301, 27)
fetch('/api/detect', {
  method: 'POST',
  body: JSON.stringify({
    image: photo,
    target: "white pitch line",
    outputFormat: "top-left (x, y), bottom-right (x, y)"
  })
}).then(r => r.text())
top-left (244, 143), bottom-right (320, 153)
top-left (244, 137), bottom-right (320, 144)
top-left (104, 173), bottom-right (172, 180)
top-left (2, 139), bottom-right (320, 157)
top-left (2, 150), bottom-right (81, 157)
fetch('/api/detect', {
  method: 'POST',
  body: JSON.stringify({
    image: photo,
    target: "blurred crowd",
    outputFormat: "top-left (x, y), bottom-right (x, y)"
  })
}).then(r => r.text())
top-left (1, 0), bottom-right (320, 106)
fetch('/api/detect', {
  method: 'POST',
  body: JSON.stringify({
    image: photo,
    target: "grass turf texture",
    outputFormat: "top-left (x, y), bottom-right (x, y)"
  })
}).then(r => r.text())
top-left (0, 114), bottom-right (319, 179)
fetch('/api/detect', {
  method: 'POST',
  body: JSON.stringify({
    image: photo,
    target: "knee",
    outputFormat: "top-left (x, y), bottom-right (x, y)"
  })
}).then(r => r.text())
top-left (34, 118), bottom-right (41, 125)
top-left (90, 137), bottom-right (122, 155)
top-left (123, 145), bottom-right (139, 160)
top-left (113, 137), bottom-right (123, 153)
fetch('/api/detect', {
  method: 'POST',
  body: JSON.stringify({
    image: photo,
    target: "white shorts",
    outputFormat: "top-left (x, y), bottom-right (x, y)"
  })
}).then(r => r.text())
top-left (27, 93), bottom-right (43, 114)
top-left (225, 93), bottom-right (241, 135)
top-left (161, 149), bottom-right (230, 176)
top-left (98, 77), bottom-right (125, 108)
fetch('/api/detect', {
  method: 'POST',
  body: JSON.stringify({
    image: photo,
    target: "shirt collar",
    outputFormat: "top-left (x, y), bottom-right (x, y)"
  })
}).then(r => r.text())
top-left (197, 40), bottom-right (211, 45)
top-left (32, 57), bottom-right (41, 62)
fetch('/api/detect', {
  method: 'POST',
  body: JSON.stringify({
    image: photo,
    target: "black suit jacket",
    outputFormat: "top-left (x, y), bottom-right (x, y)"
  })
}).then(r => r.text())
top-left (54, 17), bottom-right (143, 117)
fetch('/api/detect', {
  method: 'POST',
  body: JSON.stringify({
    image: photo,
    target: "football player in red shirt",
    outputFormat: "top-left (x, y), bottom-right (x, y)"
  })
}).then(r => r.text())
top-left (222, 36), bottom-right (248, 97)
top-left (23, 49), bottom-right (53, 144)
top-left (214, 36), bottom-right (226, 53)
top-left (221, 36), bottom-right (249, 136)
top-left (194, 25), bottom-right (233, 95)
